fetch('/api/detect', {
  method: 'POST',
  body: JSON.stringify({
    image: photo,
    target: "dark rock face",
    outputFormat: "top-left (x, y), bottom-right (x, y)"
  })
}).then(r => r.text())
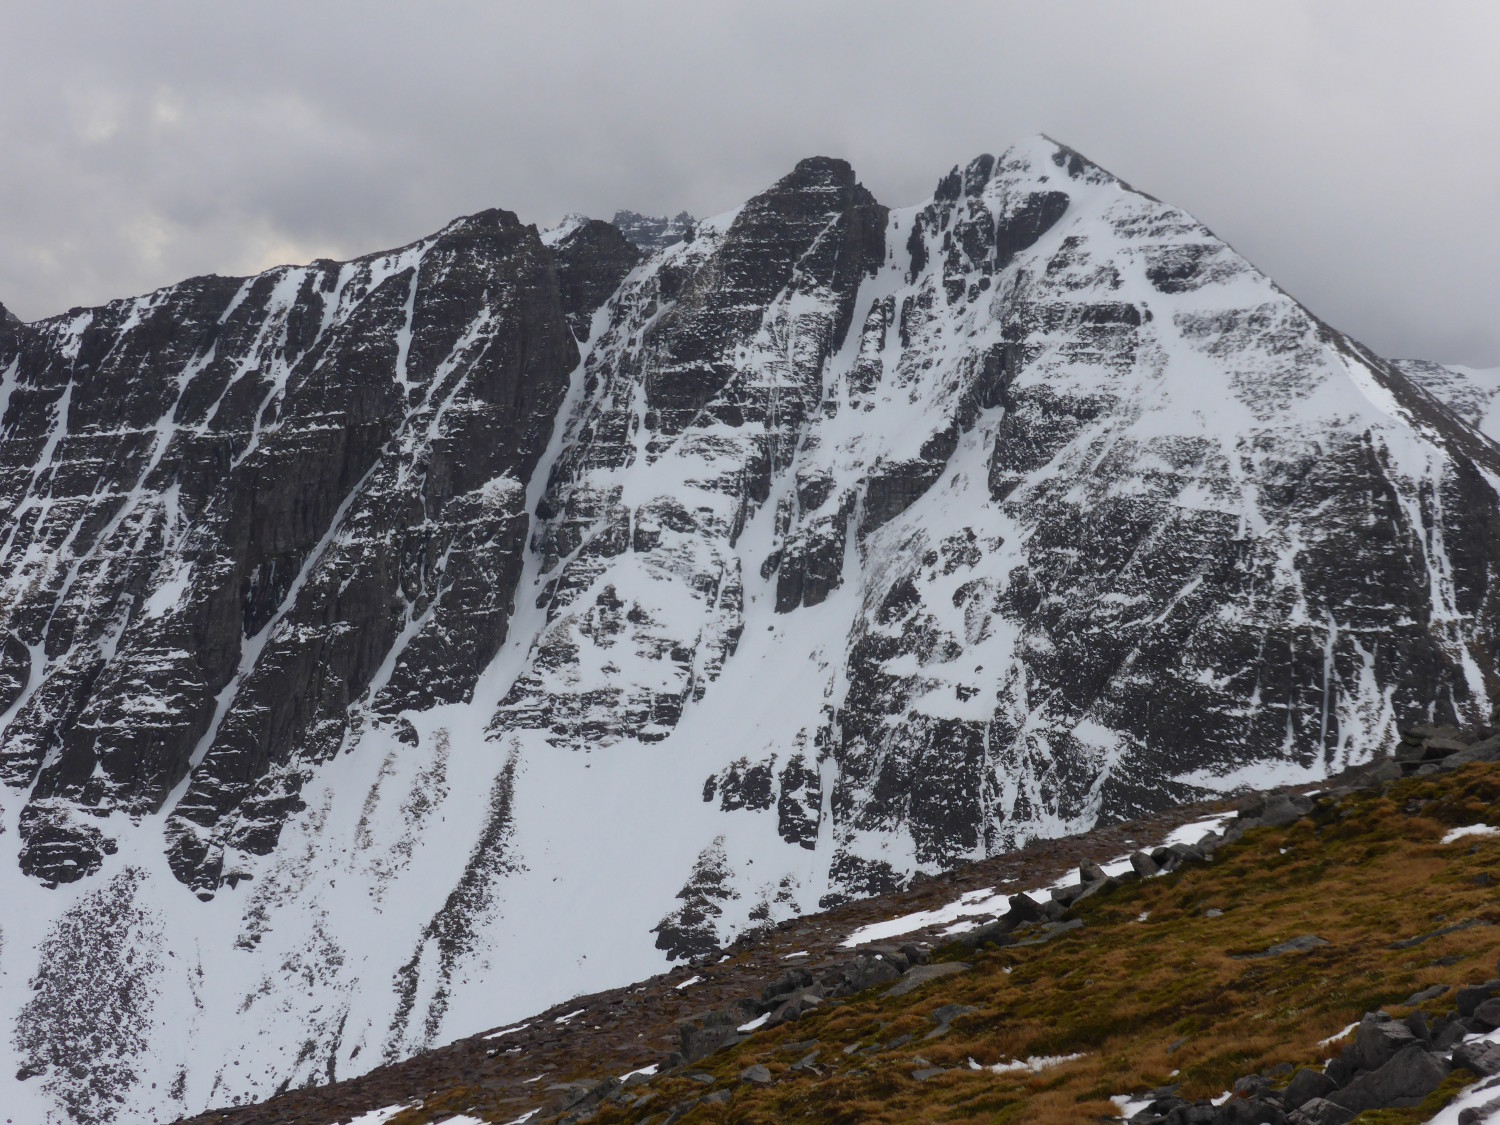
top-left (497, 156), bottom-right (886, 749)
top-left (611, 210), bottom-right (696, 254)
top-left (551, 220), bottom-right (643, 340)
top-left (1328, 1043), bottom-right (1450, 1112)
top-left (0, 210), bottom-right (585, 892)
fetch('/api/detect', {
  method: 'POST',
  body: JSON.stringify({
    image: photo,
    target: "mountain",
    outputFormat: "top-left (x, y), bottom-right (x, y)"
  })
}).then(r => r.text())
top-left (0, 136), bottom-right (1497, 1124)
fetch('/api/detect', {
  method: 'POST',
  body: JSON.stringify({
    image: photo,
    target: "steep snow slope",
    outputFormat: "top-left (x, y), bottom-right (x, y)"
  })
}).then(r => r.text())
top-left (1396, 359), bottom-right (1500, 441)
top-left (1, 138), bottom-right (1499, 1124)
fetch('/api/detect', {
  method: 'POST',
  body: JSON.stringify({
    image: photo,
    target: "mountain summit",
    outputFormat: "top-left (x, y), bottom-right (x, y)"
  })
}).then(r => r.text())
top-left (1, 137), bottom-right (1497, 1123)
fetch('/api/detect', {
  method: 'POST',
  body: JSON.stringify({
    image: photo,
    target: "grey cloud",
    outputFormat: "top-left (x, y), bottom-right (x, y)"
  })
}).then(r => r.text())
top-left (1, 0), bottom-right (1495, 364)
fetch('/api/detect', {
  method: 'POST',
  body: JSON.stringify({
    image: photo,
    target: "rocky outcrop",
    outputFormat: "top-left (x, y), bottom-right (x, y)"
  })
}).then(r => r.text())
top-left (0, 210), bottom-right (604, 893)
top-left (611, 211), bottom-right (696, 254)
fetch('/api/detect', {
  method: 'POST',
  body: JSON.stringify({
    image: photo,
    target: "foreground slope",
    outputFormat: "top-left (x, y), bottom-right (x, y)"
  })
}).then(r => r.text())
top-left (182, 743), bottom-right (1500, 1125)
top-left (1, 138), bottom-right (1499, 1122)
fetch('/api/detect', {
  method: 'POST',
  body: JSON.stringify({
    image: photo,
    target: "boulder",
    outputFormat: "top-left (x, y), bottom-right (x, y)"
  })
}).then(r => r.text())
top-left (1215, 1097), bottom-right (1288, 1124)
top-left (1131, 851), bottom-right (1161, 877)
top-left (770, 988), bottom-right (823, 1023)
top-left (951, 917), bottom-right (1019, 951)
top-left (1006, 893), bottom-right (1046, 923)
top-left (1281, 1068), bottom-right (1337, 1110)
top-left (1328, 1044), bottom-right (1450, 1112)
top-left (1404, 1010), bottom-right (1431, 1042)
top-left (739, 1064), bottom-right (772, 1085)
top-left (1459, 1097), bottom-right (1500, 1125)
top-left (1473, 997), bottom-right (1500, 1031)
top-left (1453, 1039), bottom-right (1500, 1077)
top-left (1346, 1015), bottom-right (1420, 1071)
top-left (1403, 983), bottom-right (1449, 1006)
top-left (1435, 1019), bottom-right (1470, 1050)
top-left (886, 961), bottom-right (972, 997)
top-left (1237, 935), bottom-right (1330, 961)
top-left (1259, 793), bottom-right (1313, 828)
top-left (762, 966), bottom-right (813, 1001)
top-left (679, 1023), bottom-right (747, 1063)
top-left (1288, 1097), bottom-right (1355, 1125)
top-left (1443, 736), bottom-right (1500, 767)
top-left (1459, 981), bottom-right (1500, 1017)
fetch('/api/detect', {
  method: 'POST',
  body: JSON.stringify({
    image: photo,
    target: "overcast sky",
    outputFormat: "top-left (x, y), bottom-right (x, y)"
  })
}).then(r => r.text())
top-left (2, 1), bottom-right (1495, 364)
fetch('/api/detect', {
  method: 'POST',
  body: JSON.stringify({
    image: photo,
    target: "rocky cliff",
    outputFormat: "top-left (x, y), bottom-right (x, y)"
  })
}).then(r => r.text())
top-left (0, 137), bottom-right (1497, 1124)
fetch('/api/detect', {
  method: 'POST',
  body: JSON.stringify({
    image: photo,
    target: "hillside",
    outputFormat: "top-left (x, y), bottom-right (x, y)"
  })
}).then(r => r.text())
top-left (180, 732), bottom-right (1500, 1125)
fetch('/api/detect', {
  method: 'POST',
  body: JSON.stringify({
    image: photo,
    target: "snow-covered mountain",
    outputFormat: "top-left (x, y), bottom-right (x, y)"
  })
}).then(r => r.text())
top-left (1, 137), bottom-right (1498, 1124)
top-left (1396, 359), bottom-right (1500, 441)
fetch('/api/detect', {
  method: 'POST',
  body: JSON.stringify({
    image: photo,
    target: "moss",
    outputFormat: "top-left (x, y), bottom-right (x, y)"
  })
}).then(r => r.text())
top-left (1349, 1068), bottom-right (1477, 1124)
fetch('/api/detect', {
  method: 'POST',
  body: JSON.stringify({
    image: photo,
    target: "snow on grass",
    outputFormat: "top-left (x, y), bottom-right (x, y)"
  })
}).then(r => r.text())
top-left (842, 817), bottom-right (1225, 947)
top-left (782, 951), bottom-right (809, 959)
top-left (984, 1052), bottom-right (1086, 1074)
top-left (1111, 1093), bottom-right (1154, 1118)
top-left (674, 975), bottom-right (702, 990)
top-left (1441, 825), bottom-right (1498, 844)
top-left (1317, 1022), bottom-right (1360, 1047)
top-left (1163, 815), bottom-right (1234, 848)
top-left (620, 1064), bottom-right (658, 1081)
top-left (342, 1107), bottom-right (411, 1125)
top-left (484, 1023), bottom-right (530, 1040)
top-left (843, 887), bottom-right (1012, 946)
top-left (498, 1113), bottom-right (538, 1125)
top-left (737, 1013), bottom-right (771, 1032)
top-left (553, 1008), bottom-right (586, 1024)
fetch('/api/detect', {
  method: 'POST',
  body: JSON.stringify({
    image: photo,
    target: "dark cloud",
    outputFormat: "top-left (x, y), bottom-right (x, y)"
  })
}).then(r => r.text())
top-left (1, 1), bottom-right (1495, 364)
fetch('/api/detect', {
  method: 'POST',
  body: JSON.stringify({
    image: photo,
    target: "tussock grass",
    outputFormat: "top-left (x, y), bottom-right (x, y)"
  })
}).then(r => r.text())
top-left (413, 765), bottom-right (1500, 1124)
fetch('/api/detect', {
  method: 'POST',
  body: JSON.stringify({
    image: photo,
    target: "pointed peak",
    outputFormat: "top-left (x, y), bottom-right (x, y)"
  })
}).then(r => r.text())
top-left (540, 213), bottom-right (591, 248)
top-left (0, 299), bottom-right (19, 329)
top-left (928, 136), bottom-right (1130, 207)
top-left (1001, 135), bottom-right (1112, 185)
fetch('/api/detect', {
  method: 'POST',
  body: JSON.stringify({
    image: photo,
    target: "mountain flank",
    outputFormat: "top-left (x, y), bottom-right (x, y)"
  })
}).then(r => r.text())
top-left (180, 733), bottom-right (1500, 1125)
